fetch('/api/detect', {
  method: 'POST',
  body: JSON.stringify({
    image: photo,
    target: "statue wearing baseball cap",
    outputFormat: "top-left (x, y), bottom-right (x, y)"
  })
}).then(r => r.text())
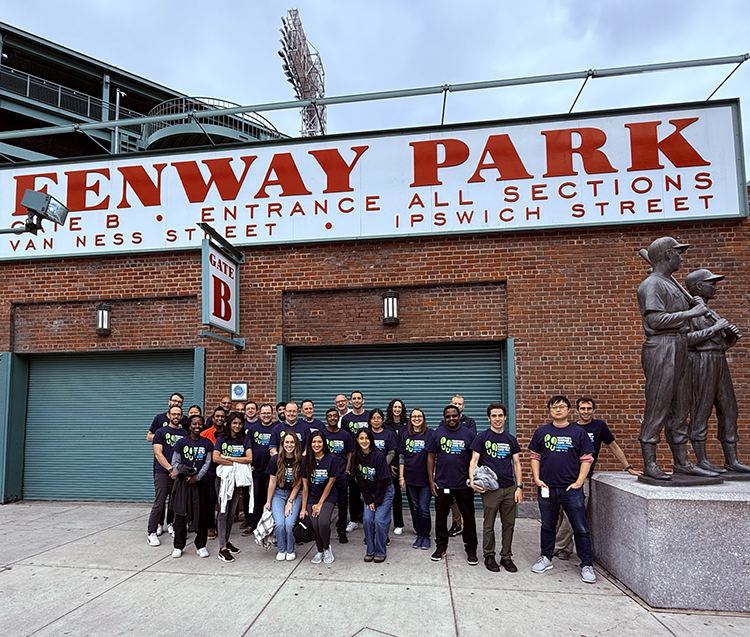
top-left (685, 269), bottom-right (750, 473)
top-left (637, 238), bottom-right (718, 479)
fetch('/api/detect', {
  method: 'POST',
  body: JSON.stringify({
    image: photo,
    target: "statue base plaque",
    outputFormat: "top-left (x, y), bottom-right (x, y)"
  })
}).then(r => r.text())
top-left (590, 473), bottom-right (750, 612)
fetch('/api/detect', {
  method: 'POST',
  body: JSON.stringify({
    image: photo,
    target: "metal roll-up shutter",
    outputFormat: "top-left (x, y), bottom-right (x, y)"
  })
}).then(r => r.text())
top-left (288, 342), bottom-right (505, 431)
top-left (23, 351), bottom-right (194, 502)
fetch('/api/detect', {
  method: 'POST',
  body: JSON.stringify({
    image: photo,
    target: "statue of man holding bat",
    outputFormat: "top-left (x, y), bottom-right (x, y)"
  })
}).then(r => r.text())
top-left (684, 269), bottom-right (750, 474)
top-left (637, 237), bottom-right (719, 480)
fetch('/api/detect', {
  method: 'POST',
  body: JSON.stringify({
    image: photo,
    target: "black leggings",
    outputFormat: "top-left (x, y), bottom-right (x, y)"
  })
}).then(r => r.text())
top-left (310, 501), bottom-right (336, 552)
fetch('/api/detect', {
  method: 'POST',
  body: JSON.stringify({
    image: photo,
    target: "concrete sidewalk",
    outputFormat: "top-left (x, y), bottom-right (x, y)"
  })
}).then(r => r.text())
top-left (1, 501), bottom-right (748, 637)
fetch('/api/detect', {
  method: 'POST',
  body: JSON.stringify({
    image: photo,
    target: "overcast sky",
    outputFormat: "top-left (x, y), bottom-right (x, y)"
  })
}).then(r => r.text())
top-left (3, 0), bottom-right (750, 170)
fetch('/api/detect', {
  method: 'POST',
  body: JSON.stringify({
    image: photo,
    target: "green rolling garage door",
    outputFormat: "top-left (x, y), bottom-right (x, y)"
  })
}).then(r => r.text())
top-left (23, 351), bottom-right (195, 502)
top-left (288, 342), bottom-right (506, 433)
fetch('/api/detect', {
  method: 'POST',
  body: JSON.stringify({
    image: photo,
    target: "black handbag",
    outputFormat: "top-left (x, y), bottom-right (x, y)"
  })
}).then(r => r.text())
top-left (293, 515), bottom-right (315, 544)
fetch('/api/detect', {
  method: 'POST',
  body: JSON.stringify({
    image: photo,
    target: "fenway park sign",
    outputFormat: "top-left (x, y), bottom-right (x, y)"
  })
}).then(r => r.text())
top-left (0, 100), bottom-right (745, 260)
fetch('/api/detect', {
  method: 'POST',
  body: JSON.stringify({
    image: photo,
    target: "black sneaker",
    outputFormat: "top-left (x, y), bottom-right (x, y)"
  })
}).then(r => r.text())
top-left (226, 541), bottom-right (241, 554)
top-left (467, 550), bottom-right (478, 566)
top-left (338, 533), bottom-right (348, 544)
top-left (386, 537), bottom-right (391, 546)
top-left (484, 554), bottom-right (500, 572)
top-left (218, 548), bottom-right (235, 562)
top-left (431, 547), bottom-right (447, 562)
top-left (500, 557), bottom-right (518, 573)
top-left (448, 523), bottom-right (462, 537)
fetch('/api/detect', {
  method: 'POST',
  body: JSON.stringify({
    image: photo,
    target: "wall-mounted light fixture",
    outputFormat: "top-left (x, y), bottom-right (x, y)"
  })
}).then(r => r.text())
top-left (382, 290), bottom-right (399, 326)
top-left (96, 303), bottom-right (112, 336)
top-left (0, 189), bottom-right (69, 236)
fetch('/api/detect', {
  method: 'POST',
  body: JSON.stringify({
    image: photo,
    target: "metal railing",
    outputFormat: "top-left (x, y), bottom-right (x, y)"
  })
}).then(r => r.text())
top-left (144, 97), bottom-right (285, 142)
top-left (0, 64), bottom-right (142, 132)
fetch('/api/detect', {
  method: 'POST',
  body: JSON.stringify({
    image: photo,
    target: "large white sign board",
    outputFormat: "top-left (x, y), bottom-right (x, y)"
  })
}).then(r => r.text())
top-left (0, 100), bottom-right (745, 260)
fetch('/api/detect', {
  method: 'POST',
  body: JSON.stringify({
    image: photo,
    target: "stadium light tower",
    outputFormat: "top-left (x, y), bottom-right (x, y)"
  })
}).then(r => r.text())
top-left (279, 8), bottom-right (326, 136)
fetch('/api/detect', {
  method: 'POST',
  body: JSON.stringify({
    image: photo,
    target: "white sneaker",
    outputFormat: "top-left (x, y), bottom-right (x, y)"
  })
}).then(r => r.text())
top-left (394, 527), bottom-right (404, 535)
top-left (171, 548), bottom-right (182, 558)
top-left (323, 548), bottom-right (334, 564)
top-left (286, 551), bottom-right (296, 561)
top-left (346, 521), bottom-right (359, 532)
top-left (147, 533), bottom-right (161, 546)
top-left (311, 552), bottom-right (323, 564)
top-left (581, 565), bottom-right (597, 584)
top-left (167, 523), bottom-right (175, 537)
top-left (276, 552), bottom-right (286, 561)
top-left (196, 547), bottom-right (209, 558)
top-left (531, 555), bottom-right (554, 574)
top-left (156, 524), bottom-right (164, 537)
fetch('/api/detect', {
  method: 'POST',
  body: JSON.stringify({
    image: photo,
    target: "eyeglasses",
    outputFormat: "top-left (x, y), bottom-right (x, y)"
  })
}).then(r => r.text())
top-left (550, 405), bottom-right (568, 410)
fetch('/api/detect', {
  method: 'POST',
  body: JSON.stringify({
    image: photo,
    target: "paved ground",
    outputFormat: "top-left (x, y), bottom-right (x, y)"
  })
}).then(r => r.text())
top-left (1, 501), bottom-right (748, 637)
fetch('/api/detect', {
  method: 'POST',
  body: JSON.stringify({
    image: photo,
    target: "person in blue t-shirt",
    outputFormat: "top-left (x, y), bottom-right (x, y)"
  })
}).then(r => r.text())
top-left (355, 427), bottom-right (393, 563)
top-left (529, 395), bottom-right (596, 584)
top-left (301, 430), bottom-right (340, 564)
top-left (554, 396), bottom-right (641, 559)
top-left (427, 405), bottom-right (478, 566)
top-left (269, 402), bottom-right (311, 455)
top-left (469, 403), bottom-right (522, 573)
top-left (399, 408), bottom-right (433, 550)
top-left (323, 407), bottom-right (355, 544)
top-left (300, 399), bottom-right (326, 432)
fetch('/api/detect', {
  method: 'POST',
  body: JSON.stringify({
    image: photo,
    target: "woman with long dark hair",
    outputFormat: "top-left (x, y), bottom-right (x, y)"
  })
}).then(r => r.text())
top-left (385, 399), bottom-right (408, 535)
top-left (212, 411), bottom-right (252, 563)
top-left (301, 430), bottom-right (339, 564)
top-left (399, 408), bottom-right (434, 549)
top-left (355, 427), bottom-right (394, 563)
top-left (265, 431), bottom-right (303, 561)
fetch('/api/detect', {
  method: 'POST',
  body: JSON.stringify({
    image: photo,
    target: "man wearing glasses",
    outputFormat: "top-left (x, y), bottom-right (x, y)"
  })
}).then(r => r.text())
top-left (529, 395), bottom-right (597, 583)
top-left (146, 392), bottom-right (188, 442)
top-left (554, 397), bottom-right (640, 560)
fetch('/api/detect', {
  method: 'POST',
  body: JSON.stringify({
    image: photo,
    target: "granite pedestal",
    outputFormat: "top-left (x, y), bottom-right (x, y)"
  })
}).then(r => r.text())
top-left (590, 473), bottom-right (750, 612)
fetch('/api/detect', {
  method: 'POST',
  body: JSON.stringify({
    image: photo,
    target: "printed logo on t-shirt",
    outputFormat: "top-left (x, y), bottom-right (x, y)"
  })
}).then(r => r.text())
top-left (374, 439), bottom-right (386, 451)
top-left (183, 445), bottom-right (206, 461)
top-left (484, 440), bottom-right (511, 459)
top-left (253, 430), bottom-right (271, 446)
top-left (280, 429), bottom-right (303, 442)
top-left (312, 468), bottom-right (328, 484)
top-left (221, 442), bottom-right (245, 457)
top-left (327, 439), bottom-right (345, 453)
top-left (359, 464), bottom-right (377, 481)
top-left (285, 466), bottom-right (294, 483)
top-left (405, 438), bottom-right (425, 453)
top-left (588, 432), bottom-right (595, 443)
top-left (164, 432), bottom-right (183, 447)
top-left (440, 437), bottom-right (465, 454)
top-left (543, 434), bottom-right (574, 452)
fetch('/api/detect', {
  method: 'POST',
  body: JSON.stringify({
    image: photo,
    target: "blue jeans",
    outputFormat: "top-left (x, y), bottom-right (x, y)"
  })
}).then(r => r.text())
top-left (271, 488), bottom-right (301, 554)
top-left (537, 486), bottom-right (592, 566)
top-left (363, 483), bottom-right (394, 557)
top-left (406, 484), bottom-right (432, 539)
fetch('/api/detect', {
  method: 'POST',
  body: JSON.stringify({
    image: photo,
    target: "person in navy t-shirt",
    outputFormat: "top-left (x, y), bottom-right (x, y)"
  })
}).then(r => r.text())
top-left (243, 403), bottom-right (277, 536)
top-left (529, 395), bottom-right (596, 584)
top-left (323, 408), bottom-right (355, 544)
top-left (399, 408), bottom-right (434, 550)
top-left (385, 399), bottom-right (408, 536)
top-left (469, 402), bottom-right (522, 573)
top-left (269, 402), bottom-right (311, 455)
top-left (301, 430), bottom-right (340, 564)
top-left (427, 405), bottom-right (478, 566)
top-left (355, 427), bottom-right (393, 563)
top-left (554, 396), bottom-right (641, 559)
top-left (341, 391), bottom-right (370, 533)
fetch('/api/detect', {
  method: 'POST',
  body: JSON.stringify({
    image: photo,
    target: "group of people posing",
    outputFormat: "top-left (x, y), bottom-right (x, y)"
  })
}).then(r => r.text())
top-left (145, 390), bottom-right (639, 582)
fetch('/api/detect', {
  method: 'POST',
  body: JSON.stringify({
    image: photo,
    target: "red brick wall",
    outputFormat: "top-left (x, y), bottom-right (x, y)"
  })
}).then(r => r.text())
top-left (4, 218), bottom-right (750, 472)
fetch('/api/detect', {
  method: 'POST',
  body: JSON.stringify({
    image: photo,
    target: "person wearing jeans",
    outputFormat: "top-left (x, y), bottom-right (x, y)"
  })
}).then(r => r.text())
top-left (265, 432), bottom-right (303, 561)
top-left (528, 395), bottom-right (597, 584)
top-left (355, 427), bottom-right (392, 563)
top-left (399, 408), bottom-right (433, 549)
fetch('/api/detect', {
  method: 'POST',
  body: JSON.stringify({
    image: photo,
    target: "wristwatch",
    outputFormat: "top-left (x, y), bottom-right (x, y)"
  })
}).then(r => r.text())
top-left (515, 484), bottom-right (523, 490)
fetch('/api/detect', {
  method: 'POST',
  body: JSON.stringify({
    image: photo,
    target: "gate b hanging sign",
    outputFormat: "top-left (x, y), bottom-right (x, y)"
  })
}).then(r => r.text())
top-left (202, 239), bottom-right (240, 334)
